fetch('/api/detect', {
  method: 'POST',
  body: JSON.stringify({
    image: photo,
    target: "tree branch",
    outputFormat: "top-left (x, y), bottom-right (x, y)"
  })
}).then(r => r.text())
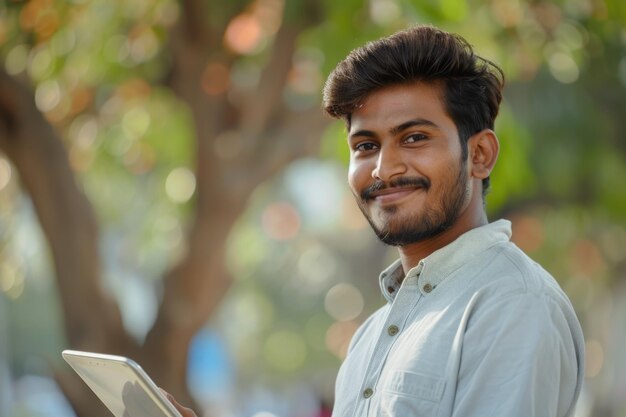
top-left (178, 0), bottom-right (211, 46)
top-left (240, 24), bottom-right (300, 136)
top-left (140, 1), bottom-right (255, 401)
top-left (241, 0), bottom-right (324, 141)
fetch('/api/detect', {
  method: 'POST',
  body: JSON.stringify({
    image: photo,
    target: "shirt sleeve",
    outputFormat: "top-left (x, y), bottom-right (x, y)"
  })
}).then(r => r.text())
top-left (449, 290), bottom-right (581, 417)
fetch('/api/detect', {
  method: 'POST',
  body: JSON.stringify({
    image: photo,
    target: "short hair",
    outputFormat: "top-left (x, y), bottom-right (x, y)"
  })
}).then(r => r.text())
top-left (323, 25), bottom-right (504, 196)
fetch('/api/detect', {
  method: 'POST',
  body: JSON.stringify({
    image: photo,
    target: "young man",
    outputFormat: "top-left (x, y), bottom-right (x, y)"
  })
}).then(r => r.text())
top-left (323, 25), bottom-right (584, 417)
top-left (166, 25), bottom-right (584, 417)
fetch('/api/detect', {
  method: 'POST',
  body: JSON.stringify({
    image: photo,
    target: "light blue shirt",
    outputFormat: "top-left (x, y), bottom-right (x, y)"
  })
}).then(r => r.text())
top-left (332, 220), bottom-right (584, 417)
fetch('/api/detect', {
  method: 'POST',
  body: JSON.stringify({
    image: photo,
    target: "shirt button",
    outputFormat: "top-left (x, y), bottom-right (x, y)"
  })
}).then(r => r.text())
top-left (423, 283), bottom-right (433, 293)
top-left (363, 388), bottom-right (374, 398)
top-left (387, 325), bottom-right (399, 336)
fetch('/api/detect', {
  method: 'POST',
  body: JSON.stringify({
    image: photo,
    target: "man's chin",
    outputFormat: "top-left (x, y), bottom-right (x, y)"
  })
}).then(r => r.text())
top-left (372, 222), bottom-right (416, 246)
top-left (375, 228), bottom-right (437, 246)
top-left (372, 218), bottom-right (452, 246)
top-left (361, 209), bottom-right (437, 245)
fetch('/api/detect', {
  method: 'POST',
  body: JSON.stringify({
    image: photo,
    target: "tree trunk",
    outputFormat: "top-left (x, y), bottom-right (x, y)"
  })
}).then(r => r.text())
top-left (0, 0), bottom-right (325, 415)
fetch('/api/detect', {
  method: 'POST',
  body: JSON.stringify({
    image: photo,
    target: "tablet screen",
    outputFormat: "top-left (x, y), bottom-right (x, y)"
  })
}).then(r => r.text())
top-left (62, 350), bottom-right (182, 417)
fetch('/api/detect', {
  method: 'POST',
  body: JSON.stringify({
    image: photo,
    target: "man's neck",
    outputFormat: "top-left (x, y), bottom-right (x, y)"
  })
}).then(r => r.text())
top-left (398, 211), bottom-right (488, 275)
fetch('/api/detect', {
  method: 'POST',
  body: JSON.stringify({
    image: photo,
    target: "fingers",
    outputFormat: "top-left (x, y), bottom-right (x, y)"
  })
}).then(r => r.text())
top-left (159, 388), bottom-right (199, 417)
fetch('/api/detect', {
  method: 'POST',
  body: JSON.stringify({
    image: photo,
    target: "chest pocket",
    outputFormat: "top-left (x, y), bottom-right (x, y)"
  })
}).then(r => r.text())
top-left (379, 370), bottom-right (445, 417)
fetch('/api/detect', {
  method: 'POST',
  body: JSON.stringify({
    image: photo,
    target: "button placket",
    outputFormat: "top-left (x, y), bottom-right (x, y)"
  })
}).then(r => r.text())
top-left (355, 269), bottom-right (421, 415)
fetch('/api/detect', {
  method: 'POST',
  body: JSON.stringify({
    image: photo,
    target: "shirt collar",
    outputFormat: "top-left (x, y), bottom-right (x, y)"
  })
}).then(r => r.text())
top-left (379, 219), bottom-right (512, 302)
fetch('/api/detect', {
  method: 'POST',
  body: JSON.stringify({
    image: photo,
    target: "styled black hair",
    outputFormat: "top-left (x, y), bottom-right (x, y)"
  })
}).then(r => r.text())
top-left (323, 25), bottom-right (504, 196)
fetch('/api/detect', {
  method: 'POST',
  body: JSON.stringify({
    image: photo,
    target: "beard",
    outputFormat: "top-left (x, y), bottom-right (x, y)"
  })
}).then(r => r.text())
top-left (356, 161), bottom-right (470, 247)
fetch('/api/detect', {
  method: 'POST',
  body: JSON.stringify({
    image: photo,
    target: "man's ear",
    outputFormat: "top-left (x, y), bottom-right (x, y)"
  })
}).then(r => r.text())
top-left (468, 129), bottom-right (499, 180)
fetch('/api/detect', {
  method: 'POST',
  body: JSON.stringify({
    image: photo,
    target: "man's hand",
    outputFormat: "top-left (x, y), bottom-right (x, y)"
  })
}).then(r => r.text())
top-left (159, 388), bottom-right (198, 417)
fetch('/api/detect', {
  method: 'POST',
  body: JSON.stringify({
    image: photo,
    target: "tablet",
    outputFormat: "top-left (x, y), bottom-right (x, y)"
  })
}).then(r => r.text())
top-left (62, 350), bottom-right (183, 417)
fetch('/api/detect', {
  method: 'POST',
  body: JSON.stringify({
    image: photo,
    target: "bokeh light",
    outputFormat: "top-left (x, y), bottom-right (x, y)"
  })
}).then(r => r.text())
top-left (128, 26), bottom-right (160, 63)
top-left (34, 79), bottom-right (61, 113)
top-left (288, 51), bottom-right (323, 96)
top-left (165, 167), bottom-right (196, 203)
top-left (252, 412), bottom-right (278, 417)
top-left (224, 14), bottom-right (263, 55)
top-left (324, 283), bottom-right (364, 322)
top-left (69, 116), bottom-right (100, 149)
top-left (326, 321), bottom-right (359, 359)
top-left (567, 239), bottom-right (607, 279)
top-left (554, 23), bottom-right (585, 50)
top-left (1, 262), bottom-right (25, 300)
top-left (233, 292), bottom-right (276, 335)
top-left (585, 339), bottom-right (604, 379)
top-left (548, 51), bottom-right (580, 83)
top-left (491, 0), bottom-right (523, 28)
top-left (27, 47), bottom-right (54, 80)
top-left (261, 202), bottom-right (300, 241)
top-left (50, 28), bottom-right (77, 56)
top-left (0, 158), bottom-right (12, 191)
top-left (369, 0), bottom-right (401, 26)
top-left (510, 215), bottom-right (544, 253)
top-left (5, 45), bottom-right (29, 75)
top-left (297, 244), bottom-right (337, 292)
top-left (121, 107), bottom-right (151, 140)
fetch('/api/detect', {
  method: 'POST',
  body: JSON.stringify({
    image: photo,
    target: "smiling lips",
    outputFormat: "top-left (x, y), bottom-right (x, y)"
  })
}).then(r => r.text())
top-left (369, 186), bottom-right (425, 204)
top-left (361, 177), bottom-right (430, 203)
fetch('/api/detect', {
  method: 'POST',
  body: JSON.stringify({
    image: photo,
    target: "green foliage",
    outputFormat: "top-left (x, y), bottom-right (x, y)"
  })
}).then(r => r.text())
top-left (487, 105), bottom-right (535, 213)
top-left (319, 120), bottom-right (350, 166)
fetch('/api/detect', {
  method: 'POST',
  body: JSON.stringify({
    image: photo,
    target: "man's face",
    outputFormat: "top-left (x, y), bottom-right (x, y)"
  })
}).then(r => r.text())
top-left (347, 82), bottom-right (471, 246)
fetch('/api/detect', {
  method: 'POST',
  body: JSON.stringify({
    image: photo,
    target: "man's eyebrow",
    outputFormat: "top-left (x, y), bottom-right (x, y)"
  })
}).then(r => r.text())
top-left (348, 129), bottom-right (377, 140)
top-left (349, 118), bottom-right (440, 140)
top-left (390, 118), bottom-right (439, 135)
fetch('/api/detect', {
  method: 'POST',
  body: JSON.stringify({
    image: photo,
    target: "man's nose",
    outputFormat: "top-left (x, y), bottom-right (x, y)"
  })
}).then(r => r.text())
top-left (371, 146), bottom-right (407, 182)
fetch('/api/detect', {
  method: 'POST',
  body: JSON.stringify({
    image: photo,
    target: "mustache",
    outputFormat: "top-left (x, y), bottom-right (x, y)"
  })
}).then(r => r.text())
top-left (361, 176), bottom-right (431, 200)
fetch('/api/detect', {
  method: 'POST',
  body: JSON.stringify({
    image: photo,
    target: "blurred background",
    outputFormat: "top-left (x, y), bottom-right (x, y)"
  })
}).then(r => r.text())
top-left (0, 0), bottom-right (624, 416)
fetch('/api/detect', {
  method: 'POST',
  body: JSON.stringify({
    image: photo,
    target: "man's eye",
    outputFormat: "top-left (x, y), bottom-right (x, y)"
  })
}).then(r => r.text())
top-left (355, 142), bottom-right (378, 151)
top-left (405, 133), bottom-right (427, 143)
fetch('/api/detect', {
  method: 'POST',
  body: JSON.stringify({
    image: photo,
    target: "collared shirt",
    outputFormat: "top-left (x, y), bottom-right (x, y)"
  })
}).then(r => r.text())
top-left (332, 220), bottom-right (585, 417)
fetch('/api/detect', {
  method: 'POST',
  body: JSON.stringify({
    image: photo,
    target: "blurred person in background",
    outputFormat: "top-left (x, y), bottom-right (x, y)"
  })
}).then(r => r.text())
top-left (165, 25), bottom-right (585, 417)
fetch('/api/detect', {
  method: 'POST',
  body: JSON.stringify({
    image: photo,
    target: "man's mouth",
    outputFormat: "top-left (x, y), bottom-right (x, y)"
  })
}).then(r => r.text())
top-left (361, 177), bottom-right (430, 202)
top-left (369, 187), bottom-right (424, 204)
